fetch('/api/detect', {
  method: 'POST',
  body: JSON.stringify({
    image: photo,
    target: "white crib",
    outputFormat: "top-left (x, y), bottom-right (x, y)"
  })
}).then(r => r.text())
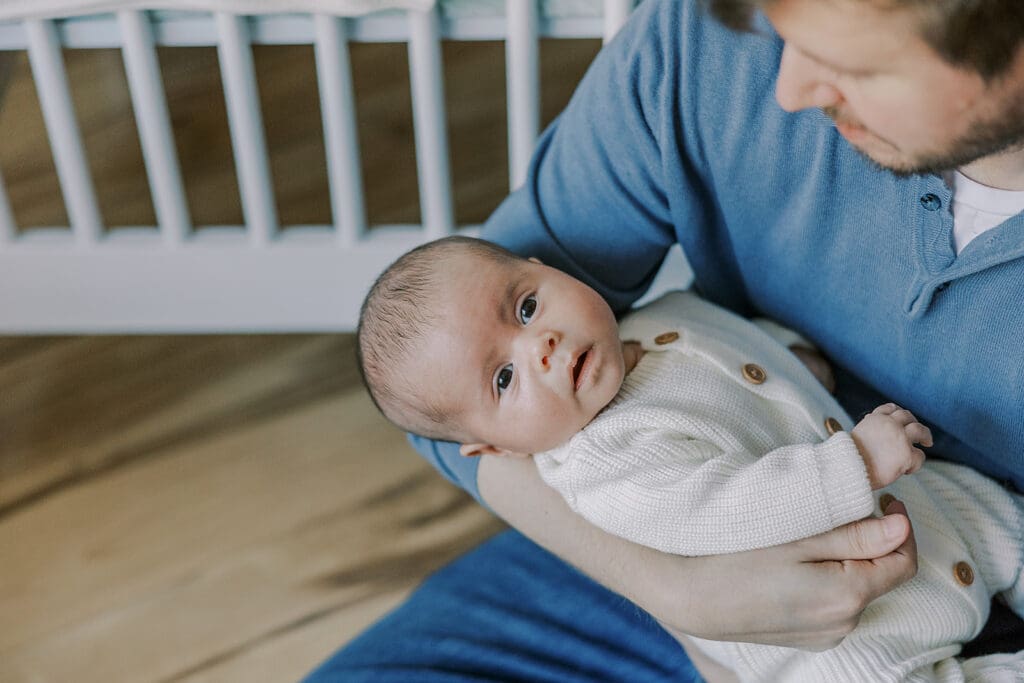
top-left (0, 1), bottom-right (644, 333)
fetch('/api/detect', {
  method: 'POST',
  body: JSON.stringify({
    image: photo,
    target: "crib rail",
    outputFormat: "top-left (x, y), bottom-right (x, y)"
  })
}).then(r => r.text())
top-left (0, 1), bottom-right (635, 333)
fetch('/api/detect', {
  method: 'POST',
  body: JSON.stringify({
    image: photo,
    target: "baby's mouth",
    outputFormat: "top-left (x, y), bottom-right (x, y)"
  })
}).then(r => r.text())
top-left (572, 349), bottom-right (590, 391)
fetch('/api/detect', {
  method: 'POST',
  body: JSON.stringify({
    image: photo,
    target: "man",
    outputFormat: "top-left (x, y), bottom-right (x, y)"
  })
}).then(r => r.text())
top-left (305, 0), bottom-right (1024, 680)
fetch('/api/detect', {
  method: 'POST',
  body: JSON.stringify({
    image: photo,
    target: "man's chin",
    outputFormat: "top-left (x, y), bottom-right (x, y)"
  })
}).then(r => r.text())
top-left (832, 126), bottom-right (922, 174)
top-left (849, 141), bottom-right (957, 178)
top-left (857, 129), bottom-right (1024, 178)
top-left (863, 153), bottom-right (931, 178)
top-left (843, 142), bottom-right (915, 176)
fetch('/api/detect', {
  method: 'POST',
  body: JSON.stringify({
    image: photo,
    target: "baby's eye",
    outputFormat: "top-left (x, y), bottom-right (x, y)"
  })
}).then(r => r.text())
top-left (519, 295), bottom-right (537, 324)
top-left (496, 364), bottom-right (514, 395)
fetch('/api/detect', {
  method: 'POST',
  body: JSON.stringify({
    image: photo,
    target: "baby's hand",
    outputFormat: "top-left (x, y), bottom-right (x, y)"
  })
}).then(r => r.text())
top-left (851, 403), bottom-right (933, 490)
top-left (789, 345), bottom-right (836, 394)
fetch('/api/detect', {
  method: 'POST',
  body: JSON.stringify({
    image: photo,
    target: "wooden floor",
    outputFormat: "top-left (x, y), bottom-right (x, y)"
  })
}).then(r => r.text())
top-left (0, 34), bottom-right (600, 682)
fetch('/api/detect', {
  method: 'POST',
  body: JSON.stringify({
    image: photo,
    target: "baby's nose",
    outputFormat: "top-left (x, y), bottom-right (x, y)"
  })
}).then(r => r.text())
top-left (535, 333), bottom-right (558, 369)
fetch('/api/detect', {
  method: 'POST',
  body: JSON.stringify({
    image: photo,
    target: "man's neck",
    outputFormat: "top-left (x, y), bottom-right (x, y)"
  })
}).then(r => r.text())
top-left (959, 146), bottom-right (1024, 190)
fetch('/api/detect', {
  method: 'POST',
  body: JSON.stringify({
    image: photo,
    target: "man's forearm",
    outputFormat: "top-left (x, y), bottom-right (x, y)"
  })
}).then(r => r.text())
top-left (479, 454), bottom-right (697, 629)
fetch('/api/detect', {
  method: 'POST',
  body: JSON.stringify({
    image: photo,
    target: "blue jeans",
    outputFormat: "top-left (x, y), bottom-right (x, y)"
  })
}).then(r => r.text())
top-left (302, 530), bottom-right (702, 682)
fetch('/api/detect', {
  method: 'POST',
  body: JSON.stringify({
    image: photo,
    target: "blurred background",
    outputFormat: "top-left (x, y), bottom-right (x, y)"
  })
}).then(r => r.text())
top-left (0, 35), bottom-right (599, 682)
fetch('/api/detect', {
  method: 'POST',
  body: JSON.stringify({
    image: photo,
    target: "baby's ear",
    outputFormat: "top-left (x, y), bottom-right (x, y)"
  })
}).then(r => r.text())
top-left (459, 443), bottom-right (529, 459)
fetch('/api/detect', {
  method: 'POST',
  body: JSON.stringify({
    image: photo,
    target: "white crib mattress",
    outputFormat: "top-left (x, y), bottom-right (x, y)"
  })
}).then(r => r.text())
top-left (0, 0), bottom-right (606, 25)
top-left (138, 0), bottom-right (605, 20)
top-left (0, 0), bottom-right (610, 46)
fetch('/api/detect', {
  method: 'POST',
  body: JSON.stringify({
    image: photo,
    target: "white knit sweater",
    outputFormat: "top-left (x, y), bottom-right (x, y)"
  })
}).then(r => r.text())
top-left (534, 291), bottom-right (1024, 681)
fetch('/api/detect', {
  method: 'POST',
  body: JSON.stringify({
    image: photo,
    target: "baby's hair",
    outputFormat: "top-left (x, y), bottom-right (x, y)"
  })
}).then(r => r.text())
top-left (357, 235), bottom-right (522, 439)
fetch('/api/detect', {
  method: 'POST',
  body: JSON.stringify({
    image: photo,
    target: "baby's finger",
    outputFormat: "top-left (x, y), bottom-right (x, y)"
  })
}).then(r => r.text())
top-left (906, 447), bottom-right (926, 474)
top-left (872, 403), bottom-right (899, 416)
top-left (890, 408), bottom-right (918, 426)
top-left (905, 422), bottom-right (933, 447)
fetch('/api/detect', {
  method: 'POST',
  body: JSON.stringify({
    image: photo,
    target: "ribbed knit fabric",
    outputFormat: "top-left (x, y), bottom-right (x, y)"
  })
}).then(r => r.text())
top-left (534, 292), bottom-right (1024, 681)
top-left (694, 460), bottom-right (1024, 681)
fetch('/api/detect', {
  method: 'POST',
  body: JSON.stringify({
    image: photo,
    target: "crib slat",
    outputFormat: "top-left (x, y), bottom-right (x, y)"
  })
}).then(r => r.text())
top-left (313, 15), bottom-right (367, 247)
top-left (0, 166), bottom-right (14, 245)
top-left (505, 0), bottom-right (539, 191)
top-left (408, 8), bottom-right (454, 238)
top-left (25, 19), bottom-right (102, 244)
top-left (119, 10), bottom-right (191, 245)
top-left (215, 12), bottom-right (277, 245)
top-left (603, 0), bottom-right (634, 43)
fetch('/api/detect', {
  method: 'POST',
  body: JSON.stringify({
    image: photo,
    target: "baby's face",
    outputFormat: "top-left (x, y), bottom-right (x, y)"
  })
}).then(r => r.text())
top-left (417, 252), bottom-right (625, 456)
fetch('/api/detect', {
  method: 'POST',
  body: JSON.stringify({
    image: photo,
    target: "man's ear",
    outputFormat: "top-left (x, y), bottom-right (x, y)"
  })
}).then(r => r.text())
top-left (459, 443), bottom-right (528, 458)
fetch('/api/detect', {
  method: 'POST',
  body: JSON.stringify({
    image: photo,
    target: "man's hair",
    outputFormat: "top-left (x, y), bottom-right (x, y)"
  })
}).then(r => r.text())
top-left (706, 0), bottom-right (1024, 81)
top-left (357, 235), bottom-right (522, 440)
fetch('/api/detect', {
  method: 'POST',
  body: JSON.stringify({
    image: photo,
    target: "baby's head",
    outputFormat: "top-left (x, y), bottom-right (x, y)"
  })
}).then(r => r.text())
top-left (358, 236), bottom-right (626, 457)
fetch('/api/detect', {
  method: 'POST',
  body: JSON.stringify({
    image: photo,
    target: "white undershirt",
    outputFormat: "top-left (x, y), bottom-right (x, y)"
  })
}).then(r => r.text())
top-left (945, 170), bottom-right (1024, 254)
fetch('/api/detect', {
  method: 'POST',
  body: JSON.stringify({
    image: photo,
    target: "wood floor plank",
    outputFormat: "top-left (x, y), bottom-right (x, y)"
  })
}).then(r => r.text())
top-left (0, 389), bottom-right (502, 682)
top-left (0, 335), bottom-right (360, 513)
top-left (169, 590), bottom-right (418, 683)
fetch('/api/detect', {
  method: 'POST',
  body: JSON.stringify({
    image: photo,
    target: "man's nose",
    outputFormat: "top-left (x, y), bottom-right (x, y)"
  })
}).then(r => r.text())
top-left (774, 45), bottom-right (843, 112)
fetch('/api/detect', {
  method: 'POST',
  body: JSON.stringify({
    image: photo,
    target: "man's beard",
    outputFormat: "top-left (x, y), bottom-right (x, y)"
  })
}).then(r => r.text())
top-left (824, 95), bottom-right (1024, 177)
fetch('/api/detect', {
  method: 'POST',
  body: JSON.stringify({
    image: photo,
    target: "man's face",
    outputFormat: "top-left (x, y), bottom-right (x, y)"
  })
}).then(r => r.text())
top-left (416, 252), bottom-right (624, 456)
top-left (764, 0), bottom-right (1024, 175)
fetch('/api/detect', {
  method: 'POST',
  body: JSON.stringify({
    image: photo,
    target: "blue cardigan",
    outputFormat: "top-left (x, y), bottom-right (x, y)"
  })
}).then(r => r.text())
top-left (412, 0), bottom-right (1024, 501)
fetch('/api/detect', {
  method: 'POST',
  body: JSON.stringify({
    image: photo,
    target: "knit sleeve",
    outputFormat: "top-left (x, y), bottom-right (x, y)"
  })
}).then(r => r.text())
top-left (548, 428), bottom-right (874, 556)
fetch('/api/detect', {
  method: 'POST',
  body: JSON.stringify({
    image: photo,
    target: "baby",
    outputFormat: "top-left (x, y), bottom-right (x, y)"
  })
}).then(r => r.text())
top-left (358, 235), bottom-right (1024, 681)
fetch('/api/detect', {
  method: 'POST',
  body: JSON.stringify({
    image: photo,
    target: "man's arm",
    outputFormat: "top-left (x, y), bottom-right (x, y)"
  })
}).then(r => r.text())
top-left (480, 454), bottom-right (918, 650)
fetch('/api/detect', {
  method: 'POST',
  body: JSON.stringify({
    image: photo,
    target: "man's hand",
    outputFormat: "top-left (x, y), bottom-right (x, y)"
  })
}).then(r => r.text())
top-left (480, 456), bottom-right (918, 652)
top-left (676, 499), bottom-right (917, 650)
top-left (851, 403), bottom-right (932, 490)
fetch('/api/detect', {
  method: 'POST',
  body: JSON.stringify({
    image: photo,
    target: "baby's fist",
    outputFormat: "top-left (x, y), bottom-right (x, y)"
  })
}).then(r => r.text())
top-left (851, 403), bottom-right (933, 490)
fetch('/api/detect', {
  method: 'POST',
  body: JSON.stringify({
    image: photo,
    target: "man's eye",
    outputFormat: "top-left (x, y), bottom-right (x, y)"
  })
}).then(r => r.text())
top-left (519, 295), bottom-right (537, 324)
top-left (496, 365), bottom-right (514, 395)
